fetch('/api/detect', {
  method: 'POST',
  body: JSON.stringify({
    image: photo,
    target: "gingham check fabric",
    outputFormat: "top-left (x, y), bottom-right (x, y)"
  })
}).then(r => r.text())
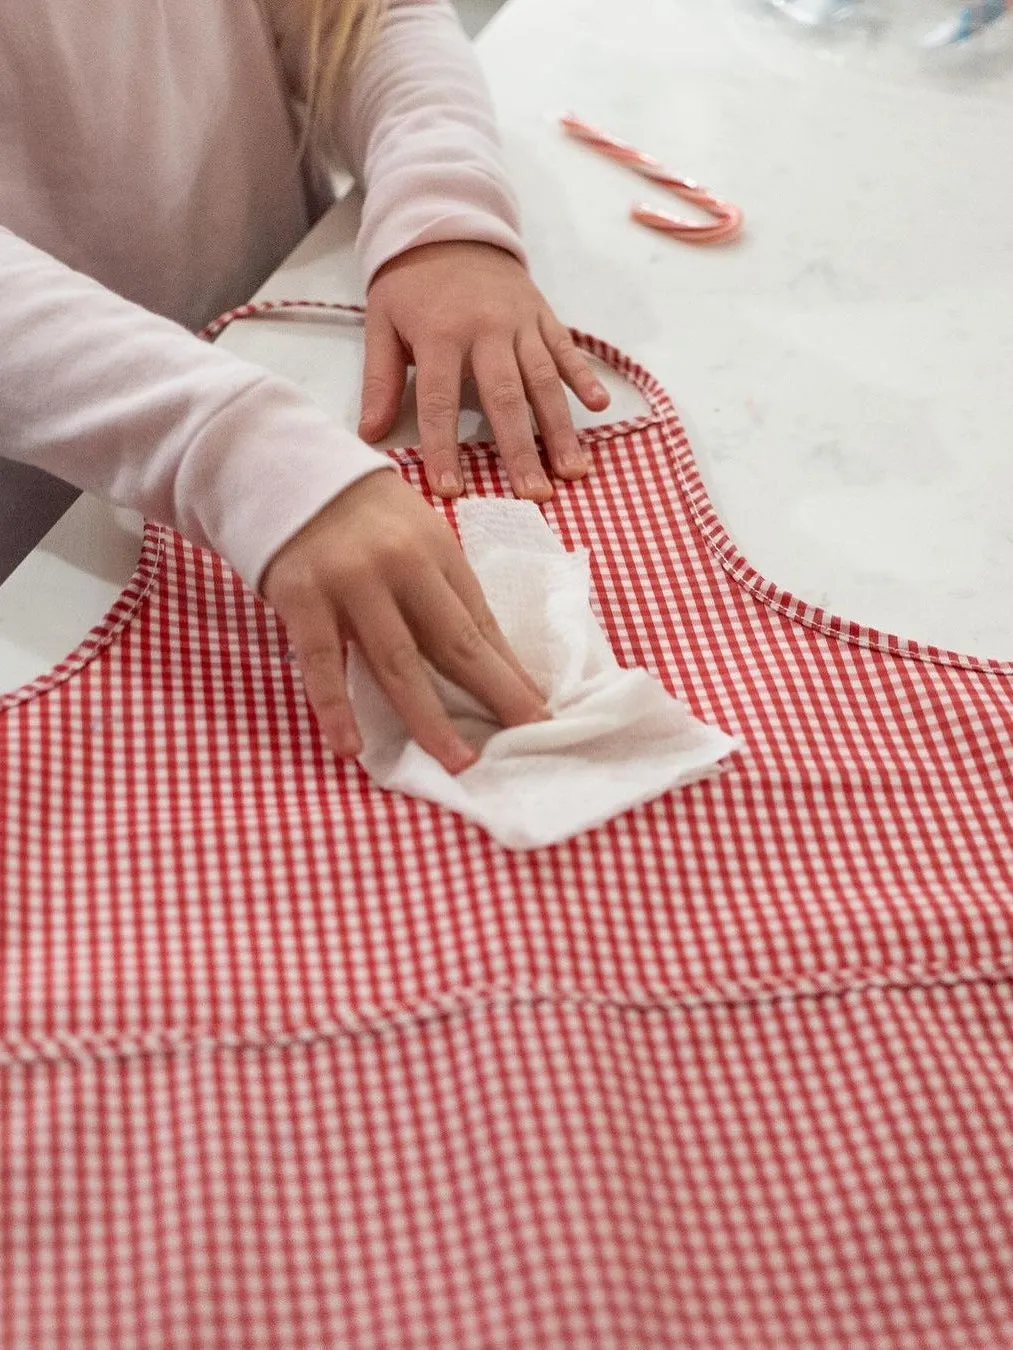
top-left (2, 331), bottom-right (1013, 1349)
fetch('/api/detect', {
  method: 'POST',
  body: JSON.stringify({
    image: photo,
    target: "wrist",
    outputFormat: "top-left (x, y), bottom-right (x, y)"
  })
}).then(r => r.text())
top-left (370, 239), bottom-right (526, 290)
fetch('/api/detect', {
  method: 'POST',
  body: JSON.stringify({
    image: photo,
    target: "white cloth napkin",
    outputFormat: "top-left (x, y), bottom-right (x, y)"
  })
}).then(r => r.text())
top-left (348, 499), bottom-right (740, 850)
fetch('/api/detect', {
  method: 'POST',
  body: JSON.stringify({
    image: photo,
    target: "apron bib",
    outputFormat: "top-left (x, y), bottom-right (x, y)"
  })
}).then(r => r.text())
top-left (3, 318), bottom-right (1012, 1349)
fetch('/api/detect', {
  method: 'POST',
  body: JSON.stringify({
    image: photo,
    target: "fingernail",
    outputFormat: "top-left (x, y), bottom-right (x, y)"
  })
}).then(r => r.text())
top-left (522, 473), bottom-right (552, 499)
top-left (592, 381), bottom-right (609, 400)
top-left (562, 452), bottom-right (592, 477)
top-left (437, 472), bottom-right (462, 497)
top-left (448, 742), bottom-right (478, 775)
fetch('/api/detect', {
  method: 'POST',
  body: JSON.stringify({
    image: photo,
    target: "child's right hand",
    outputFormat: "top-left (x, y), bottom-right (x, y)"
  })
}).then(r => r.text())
top-left (261, 471), bottom-right (549, 774)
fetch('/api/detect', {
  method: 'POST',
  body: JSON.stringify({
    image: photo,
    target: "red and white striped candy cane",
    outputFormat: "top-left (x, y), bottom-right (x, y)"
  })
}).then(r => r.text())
top-left (560, 114), bottom-right (744, 245)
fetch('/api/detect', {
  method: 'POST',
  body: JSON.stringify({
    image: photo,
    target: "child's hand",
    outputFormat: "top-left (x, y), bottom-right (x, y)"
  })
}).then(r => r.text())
top-left (261, 470), bottom-right (549, 774)
top-left (359, 241), bottom-right (611, 501)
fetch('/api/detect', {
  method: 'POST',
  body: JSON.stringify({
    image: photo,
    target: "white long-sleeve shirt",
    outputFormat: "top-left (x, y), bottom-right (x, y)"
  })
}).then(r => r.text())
top-left (0, 0), bottom-right (524, 590)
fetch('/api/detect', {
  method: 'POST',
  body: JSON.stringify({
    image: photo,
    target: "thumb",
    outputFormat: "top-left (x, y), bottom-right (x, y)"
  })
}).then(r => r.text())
top-left (359, 307), bottom-right (408, 442)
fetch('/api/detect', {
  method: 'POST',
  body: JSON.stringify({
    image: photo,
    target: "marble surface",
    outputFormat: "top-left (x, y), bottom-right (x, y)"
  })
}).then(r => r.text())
top-left (2, 0), bottom-right (1012, 695)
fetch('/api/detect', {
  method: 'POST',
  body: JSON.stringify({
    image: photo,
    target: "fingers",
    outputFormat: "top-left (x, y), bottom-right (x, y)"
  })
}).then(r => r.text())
top-left (431, 320), bottom-right (609, 499)
top-left (540, 315), bottom-right (612, 413)
top-left (349, 588), bottom-right (479, 775)
top-left (351, 563), bottom-right (549, 774)
top-left (359, 310), bottom-right (409, 443)
top-left (439, 547), bottom-right (546, 702)
top-left (376, 306), bottom-right (607, 499)
top-left (404, 568), bottom-right (548, 728)
top-left (470, 339), bottom-right (553, 502)
top-left (516, 329), bottom-right (592, 482)
top-left (282, 598), bottom-right (362, 759)
top-left (414, 342), bottom-right (465, 499)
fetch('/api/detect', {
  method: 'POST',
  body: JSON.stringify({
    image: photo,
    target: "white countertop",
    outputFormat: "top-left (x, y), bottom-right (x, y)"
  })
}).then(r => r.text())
top-left (2, 0), bottom-right (1011, 694)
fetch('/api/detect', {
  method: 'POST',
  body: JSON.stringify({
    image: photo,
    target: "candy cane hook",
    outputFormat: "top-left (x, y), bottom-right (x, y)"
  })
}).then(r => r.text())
top-left (560, 114), bottom-right (744, 246)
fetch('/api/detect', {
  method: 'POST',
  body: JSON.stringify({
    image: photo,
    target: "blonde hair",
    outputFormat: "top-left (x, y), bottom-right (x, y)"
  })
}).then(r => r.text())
top-left (300, 0), bottom-right (388, 143)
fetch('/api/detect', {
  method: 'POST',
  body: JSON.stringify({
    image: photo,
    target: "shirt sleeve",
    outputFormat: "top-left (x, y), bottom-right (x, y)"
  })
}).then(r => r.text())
top-left (0, 228), bottom-right (393, 592)
top-left (267, 0), bottom-right (527, 285)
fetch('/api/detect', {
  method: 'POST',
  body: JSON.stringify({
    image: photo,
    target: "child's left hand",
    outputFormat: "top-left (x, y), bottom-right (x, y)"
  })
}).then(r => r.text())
top-left (359, 241), bottom-right (611, 501)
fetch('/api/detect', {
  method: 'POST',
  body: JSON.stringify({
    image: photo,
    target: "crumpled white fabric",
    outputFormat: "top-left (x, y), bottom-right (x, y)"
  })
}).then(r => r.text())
top-left (348, 498), bottom-right (740, 850)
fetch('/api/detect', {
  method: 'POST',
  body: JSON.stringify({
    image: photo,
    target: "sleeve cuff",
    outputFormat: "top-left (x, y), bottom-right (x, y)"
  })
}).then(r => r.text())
top-left (176, 376), bottom-right (396, 593)
top-left (357, 162), bottom-right (527, 286)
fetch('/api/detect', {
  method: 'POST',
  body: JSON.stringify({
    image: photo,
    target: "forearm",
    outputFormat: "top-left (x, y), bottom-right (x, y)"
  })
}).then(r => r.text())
top-left (269, 0), bottom-right (526, 284)
top-left (0, 229), bottom-right (391, 590)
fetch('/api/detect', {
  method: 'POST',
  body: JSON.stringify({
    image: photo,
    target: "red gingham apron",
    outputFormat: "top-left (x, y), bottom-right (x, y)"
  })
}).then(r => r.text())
top-left (2, 319), bottom-right (1013, 1350)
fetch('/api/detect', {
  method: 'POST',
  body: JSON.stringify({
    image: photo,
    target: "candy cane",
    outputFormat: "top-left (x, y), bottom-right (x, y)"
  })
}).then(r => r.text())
top-left (560, 114), bottom-right (743, 245)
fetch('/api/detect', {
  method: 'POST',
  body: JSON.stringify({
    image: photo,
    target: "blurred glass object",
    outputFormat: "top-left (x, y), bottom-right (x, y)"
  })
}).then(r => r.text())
top-left (746, 0), bottom-right (1012, 75)
top-left (765, 0), bottom-right (865, 25)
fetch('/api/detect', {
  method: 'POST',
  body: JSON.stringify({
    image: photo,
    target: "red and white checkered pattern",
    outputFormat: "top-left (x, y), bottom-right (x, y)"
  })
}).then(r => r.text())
top-left (2, 325), bottom-right (1013, 1348)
